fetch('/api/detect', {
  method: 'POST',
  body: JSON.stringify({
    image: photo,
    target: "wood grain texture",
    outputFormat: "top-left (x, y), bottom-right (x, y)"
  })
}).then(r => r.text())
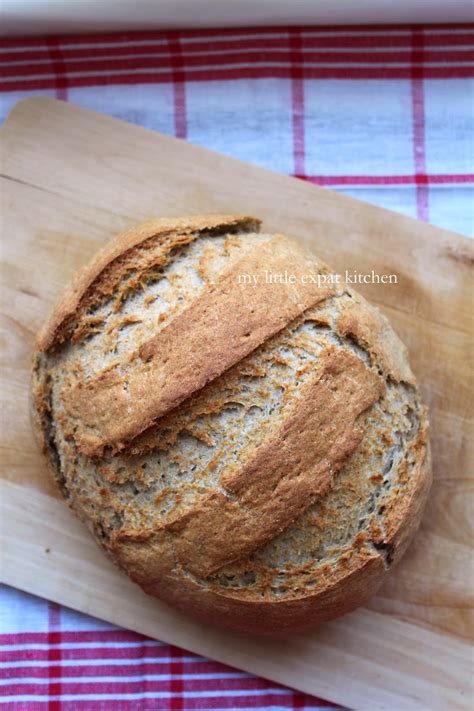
top-left (0, 97), bottom-right (472, 710)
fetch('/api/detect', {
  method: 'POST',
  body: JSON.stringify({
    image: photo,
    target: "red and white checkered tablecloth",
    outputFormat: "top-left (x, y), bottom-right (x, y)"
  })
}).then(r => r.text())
top-left (1, 23), bottom-right (473, 710)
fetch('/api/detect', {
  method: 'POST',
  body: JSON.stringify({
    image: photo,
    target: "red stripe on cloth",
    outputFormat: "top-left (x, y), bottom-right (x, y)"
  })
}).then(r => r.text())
top-left (301, 33), bottom-right (474, 48)
top-left (2, 48), bottom-right (474, 78)
top-left (2, 662), bottom-right (244, 680)
top-left (1, 64), bottom-right (473, 93)
top-left (0, 694), bottom-right (331, 710)
top-left (290, 29), bottom-right (306, 176)
top-left (167, 31), bottom-right (187, 140)
top-left (46, 37), bottom-right (68, 101)
top-left (47, 603), bottom-right (61, 711)
top-left (295, 173), bottom-right (474, 185)
top-left (15, 701), bottom-right (334, 711)
top-left (1, 671), bottom-right (336, 708)
top-left (2, 35), bottom-right (474, 65)
top-left (2, 678), bottom-right (299, 695)
top-left (0, 645), bottom-right (186, 664)
top-left (0, 629), bottom-right (150, 645)
top-left (169, 644), bottom-right (184, 710)
top-left (411, 27), bottom-right (429, 221)
top-left (293, 689), bottom-right (308, 708)
top-left (138, 633), bottom-right (149, 702)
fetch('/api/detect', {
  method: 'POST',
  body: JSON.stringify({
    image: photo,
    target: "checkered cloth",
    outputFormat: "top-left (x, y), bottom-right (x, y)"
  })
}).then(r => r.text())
top-left (1, 23), bottom-right (473, 710)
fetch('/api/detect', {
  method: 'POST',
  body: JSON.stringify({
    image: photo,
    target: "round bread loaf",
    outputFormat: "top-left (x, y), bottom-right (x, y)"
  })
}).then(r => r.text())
top-left (31, 215), bottom-right (431, 634)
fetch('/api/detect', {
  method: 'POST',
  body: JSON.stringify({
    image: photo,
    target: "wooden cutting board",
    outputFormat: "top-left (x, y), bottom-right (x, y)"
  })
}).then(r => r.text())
top-left (0, 97), bottom-right (472, 711)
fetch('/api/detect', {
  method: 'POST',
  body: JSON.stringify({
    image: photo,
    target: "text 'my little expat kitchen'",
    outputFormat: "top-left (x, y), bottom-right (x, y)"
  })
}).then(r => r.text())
top-left (236, 270), bottom-right (398, 287)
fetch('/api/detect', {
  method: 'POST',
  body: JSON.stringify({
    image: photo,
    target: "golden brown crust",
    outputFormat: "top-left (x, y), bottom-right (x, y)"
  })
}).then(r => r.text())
top-left (112, 444), bottom-right (432, 635)
top-left (373, 415), bottom-right (432, 565)
top-left (113, 528), bottom-right (387, 635)
top-left (118, 347), bottom-right (384, 577)
top-left (336, 289), bottom-right (415, 385)
top-left (31, 214), bottom-right (431, 635)
top-left (61, 235), bottom-right (336, 456)
top-left (37, 214), bottom-right (260, 352)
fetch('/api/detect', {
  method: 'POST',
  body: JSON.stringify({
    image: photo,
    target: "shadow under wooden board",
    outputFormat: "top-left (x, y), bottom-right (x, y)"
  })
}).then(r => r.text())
top-left (0, 97), bottom-right (472, 710)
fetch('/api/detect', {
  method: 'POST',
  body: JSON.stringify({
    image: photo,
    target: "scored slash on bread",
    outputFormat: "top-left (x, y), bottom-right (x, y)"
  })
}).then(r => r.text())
top-left (31, 215), bottom-right (431, 634)
top-left (63, 234), bottom-right (338, 457)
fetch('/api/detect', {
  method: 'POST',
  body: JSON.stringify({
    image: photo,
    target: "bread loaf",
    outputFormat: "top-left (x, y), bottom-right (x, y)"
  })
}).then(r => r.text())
top-left (31, 215), bottom-right (431, 634)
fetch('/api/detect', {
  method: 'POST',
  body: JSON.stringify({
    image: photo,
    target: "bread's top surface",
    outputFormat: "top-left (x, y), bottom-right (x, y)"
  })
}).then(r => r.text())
top-left (31, 215), bottom-right (429, 625)
top-left (60, 232), bottom-right (339, 457)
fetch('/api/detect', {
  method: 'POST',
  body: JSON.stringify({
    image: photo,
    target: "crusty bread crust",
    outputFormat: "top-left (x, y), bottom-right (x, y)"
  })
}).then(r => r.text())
top-left (113, 424), bottom-right (431, 634)
top-left (31, 214), bottom-right (431, 635)
top-left (37, 214), bottom-right (260, 352)
top-left (62, 235), bottom-right (337, 457)
top-left (117, 347), bottom-right (385, 578)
